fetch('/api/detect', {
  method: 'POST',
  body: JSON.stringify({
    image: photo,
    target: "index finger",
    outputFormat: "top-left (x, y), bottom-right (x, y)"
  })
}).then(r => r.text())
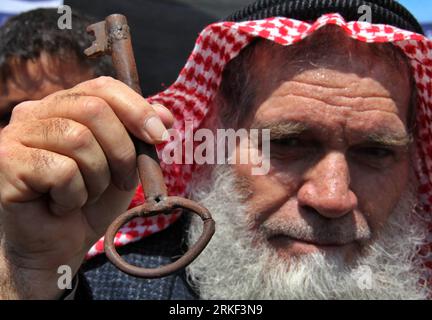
top-left (64, 76), bottom-right (174, 143)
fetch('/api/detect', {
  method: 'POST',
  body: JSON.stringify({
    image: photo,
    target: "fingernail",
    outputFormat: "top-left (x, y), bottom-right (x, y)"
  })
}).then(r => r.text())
top-left (144, 116), bottom-right (168, 142)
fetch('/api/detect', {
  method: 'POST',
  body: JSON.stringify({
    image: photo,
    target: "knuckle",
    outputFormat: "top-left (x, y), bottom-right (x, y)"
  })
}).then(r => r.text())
top-left (0, 124), bottom-right (16, 139)
top-left (82, 96), bottom-right (110, 119)
top-left (10, 101), bottom-right (35, 121)
top-left (0, 184), bottom-right (22, 209)
top-left (65, 123), bottom-right (93, 150)
top-left (87, 76), bottom-right (115, 90)
top-left (0, 144), bottom-right (9, 160)
top-left (58, 157), bottom-right (80, 184)
top-left (0, 162), bottom-right (27, 208)
top-left (0, 190), bottom-right (16, 211)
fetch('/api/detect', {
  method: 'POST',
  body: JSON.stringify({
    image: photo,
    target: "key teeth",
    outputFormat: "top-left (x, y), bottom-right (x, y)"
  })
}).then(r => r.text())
top-left (84, 21), bottom-right (108, 57)
top-left (84, 43), bottom-right (102, 57)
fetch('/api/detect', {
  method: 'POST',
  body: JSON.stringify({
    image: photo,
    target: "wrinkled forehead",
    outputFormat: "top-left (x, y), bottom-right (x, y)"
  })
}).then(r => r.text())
top-left (249, 26), bottom-right (413, 108)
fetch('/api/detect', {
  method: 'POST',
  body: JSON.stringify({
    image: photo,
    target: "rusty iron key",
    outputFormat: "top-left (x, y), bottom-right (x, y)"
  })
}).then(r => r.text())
top-left (84, 14), bottom-right (215, 278)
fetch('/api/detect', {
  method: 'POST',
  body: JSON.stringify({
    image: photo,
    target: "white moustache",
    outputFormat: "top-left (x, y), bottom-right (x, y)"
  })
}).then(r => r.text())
top-left (260, 215), bottom-right (372, 246)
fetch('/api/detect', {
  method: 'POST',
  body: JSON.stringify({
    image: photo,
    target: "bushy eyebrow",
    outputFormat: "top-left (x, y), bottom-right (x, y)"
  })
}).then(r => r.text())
top-left (252, 120), bottom-right (309, 139)
top-left (364, 132), bottom-right (412, 148)
top-left (252, 119), bottom-right (412, 148)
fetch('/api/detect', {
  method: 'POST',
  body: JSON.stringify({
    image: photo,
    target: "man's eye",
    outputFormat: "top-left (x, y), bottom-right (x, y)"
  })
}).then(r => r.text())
top-left (270, 137), bottom-right (317, 161)
top-left (350, 146), bottom-right (397, 169)
top-left (271, 137), bottom-right (303, 148)
top-left (354, 147), bottom-right (394, 158)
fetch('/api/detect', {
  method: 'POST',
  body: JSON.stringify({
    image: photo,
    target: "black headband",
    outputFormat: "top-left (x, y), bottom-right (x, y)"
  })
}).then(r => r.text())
top-left (225, 0), bottom-right (424, 35)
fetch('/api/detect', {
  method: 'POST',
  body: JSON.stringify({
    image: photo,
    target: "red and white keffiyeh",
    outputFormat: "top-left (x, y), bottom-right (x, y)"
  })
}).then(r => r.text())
top-left (86, 12), bottom-right (432, 287)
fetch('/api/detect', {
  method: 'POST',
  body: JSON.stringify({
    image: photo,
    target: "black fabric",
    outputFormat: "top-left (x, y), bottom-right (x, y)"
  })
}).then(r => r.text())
top-left (225, 0), bottom-right (424, 35)
top-left (78, 216), bottom-right (198, 300)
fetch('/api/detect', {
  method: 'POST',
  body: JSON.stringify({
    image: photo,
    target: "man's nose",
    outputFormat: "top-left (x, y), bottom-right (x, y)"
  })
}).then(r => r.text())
top-left (297, 152), bottom-right (358, 219)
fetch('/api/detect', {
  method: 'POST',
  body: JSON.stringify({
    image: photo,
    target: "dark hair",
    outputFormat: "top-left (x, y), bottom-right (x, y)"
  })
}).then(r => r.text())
top-left (225, 0), bottom-right (424, 35)
top-left (0, 8), bottom-right (114, 87)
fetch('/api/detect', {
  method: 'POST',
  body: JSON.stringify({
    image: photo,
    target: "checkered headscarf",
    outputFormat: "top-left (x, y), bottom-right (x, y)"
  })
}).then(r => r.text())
top-left (86, 0), bottom-right (432, 289)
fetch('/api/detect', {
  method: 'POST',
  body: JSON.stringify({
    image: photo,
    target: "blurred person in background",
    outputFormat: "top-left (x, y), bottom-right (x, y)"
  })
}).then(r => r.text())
top-left (0, 8), bottom-right (114, 129)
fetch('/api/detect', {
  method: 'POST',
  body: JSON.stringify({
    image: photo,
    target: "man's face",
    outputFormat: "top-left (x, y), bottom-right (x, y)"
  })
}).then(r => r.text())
top-left (0, 51), bottom-right (94, 128)
top-left (232, 41), bottom-right (413, 263)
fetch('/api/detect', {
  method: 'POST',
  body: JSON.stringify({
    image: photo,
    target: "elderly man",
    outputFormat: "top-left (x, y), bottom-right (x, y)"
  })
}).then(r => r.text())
top-left (0, 0), bottom-right (431, 300)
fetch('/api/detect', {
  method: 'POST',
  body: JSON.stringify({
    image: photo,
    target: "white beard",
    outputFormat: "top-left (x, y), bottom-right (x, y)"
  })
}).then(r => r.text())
top-left (186, 165), bottom-right (430, 299)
